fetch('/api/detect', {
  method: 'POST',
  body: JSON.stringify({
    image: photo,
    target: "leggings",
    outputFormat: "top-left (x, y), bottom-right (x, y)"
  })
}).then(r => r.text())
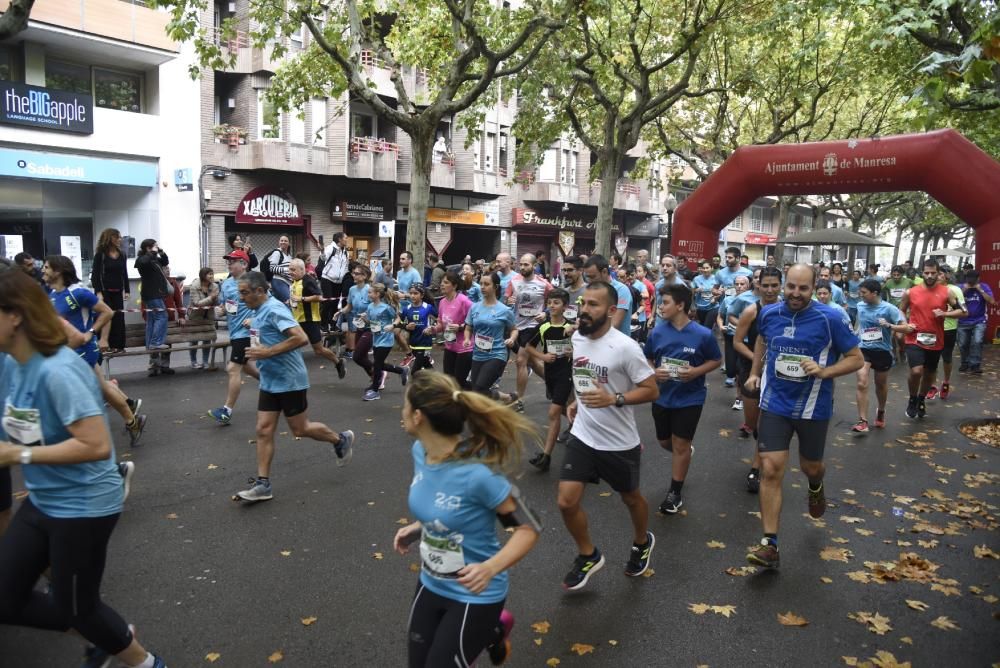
top-left (411, 349), bottom-right (434, 375)
top-left (723, 334), bottom-right (737, 379)
top-left (696, 307), bottom-right (718, 330)
top-left (0, 498), bottom-right (132, 655)
top-left (353, 330), bottom-right (375, 378)
top-left (469, 358), bottom-right (507, 396)
top-left (408, 582), bottom-right (505, 668)
top-left (443, 349), bottom-right (472, 389)
top-left (370, 346), bottom-right (405, 391)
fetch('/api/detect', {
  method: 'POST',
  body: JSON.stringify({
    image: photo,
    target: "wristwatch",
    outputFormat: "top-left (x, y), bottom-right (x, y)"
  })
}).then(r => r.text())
top-left (19, 447), bottom-right (31, 465)
top-left (615, 393), bottom-right (626, 408)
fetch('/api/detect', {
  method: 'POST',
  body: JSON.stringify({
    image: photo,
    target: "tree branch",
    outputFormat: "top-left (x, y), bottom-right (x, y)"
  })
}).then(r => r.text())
top-left (0, 0), bottom-right (35, 40)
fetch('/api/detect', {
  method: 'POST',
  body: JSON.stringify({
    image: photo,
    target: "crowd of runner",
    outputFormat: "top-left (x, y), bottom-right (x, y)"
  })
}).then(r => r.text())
top-left (0, 239), bottom-right (993, 667)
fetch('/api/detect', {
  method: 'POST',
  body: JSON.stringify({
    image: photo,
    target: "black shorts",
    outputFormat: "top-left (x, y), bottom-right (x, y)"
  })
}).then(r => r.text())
top-left (257, 389), bottom-right (308, 417)
top-left (515, 328), bottom-right (539, 351)
top-left (862, 348), bottom-right (894, 372)
top-left (559, 434), bottom-right (641, 493)
top-left (941, 329), bottom-right (957, 364)
top-left (757, 410), bottom-right (829, 462)
top-left (230, 337), bottom-right (250, 365)
top-left (736, 357), bottom-right (760, 400)
top-left (300, 321), bottom-right (323, 346)
top-left (0, 467), bottom-right (11, 512)
top-left (651, 404), bottom-right (703, 442)
top-left (544, 366), bottom-right (573, 407)
top-left (905, 344), bottom-right (941, 373)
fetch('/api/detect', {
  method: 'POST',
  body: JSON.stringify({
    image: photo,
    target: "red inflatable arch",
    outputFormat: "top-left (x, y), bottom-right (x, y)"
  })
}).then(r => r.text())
top-left (671, 129), bottom-right (1000, 342)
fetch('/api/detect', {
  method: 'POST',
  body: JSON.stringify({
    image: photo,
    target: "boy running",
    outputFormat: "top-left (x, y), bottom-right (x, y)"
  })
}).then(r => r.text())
top-left (526, 288), bottom-right (575, 472)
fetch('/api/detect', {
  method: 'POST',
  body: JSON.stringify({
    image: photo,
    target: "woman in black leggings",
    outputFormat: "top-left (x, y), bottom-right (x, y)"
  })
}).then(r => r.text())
top-left (0, 269), bottom-right (166, 667)
top-left (463, 272), bottom-right (519, 404)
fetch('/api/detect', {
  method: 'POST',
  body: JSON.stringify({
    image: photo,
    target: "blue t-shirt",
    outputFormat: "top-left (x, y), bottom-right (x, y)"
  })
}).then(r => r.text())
top-left (644, 320), bottom-right (721, 408)
top-left (401, 301), bottom-right (437, 349)
top-left (758, 301), bottom-right (860, 420)
top-left (715, 266), bottom-right (753, 292)
top-left (466, 282), bottom-right (483, 303)
top-left (830, 282), bottom-right (847, 307)
top-left (855, 300), bottom-right (904, 353)
top-left (347, 283), bottom-right (371, 332)
top-left (220, 276), bottom-right (254, 341)
top-left (252, 296), bottom-right (309, 393)
top-left (408, 441), bottom-right (512, 604)
top-left (719, 292), bottom-right (747, 335)
top-left (466, 301), bottom-right (515, 362)
top-left (48, 285), bottom-right (99, 366)
top-left (692, 274), bottom-right (718, 310)
top-left (728, 291), bottom-right (756, 324)
top-left (367, 302), bottom-right (398, 348)
top-left (3, 349), bottom-right (122, 518)
top-left (610, 278), bottom-right (633, 336)
top-left (397, 267), bottom-right (423, 309)
top-left (846, 280), bottom-right (861, 310)
top-left (498, 270), bottom-right (515, 295)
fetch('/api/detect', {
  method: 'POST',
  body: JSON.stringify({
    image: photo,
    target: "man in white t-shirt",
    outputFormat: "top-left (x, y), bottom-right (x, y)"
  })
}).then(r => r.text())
top-left (558, 282), bottom-right (658, 591)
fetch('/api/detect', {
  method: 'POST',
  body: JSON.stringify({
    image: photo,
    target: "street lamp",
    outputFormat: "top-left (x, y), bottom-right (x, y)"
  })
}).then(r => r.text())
top-left (198, 165), bottom-right (232, 266)
top-left (664, 193), bottom-right (678, 254)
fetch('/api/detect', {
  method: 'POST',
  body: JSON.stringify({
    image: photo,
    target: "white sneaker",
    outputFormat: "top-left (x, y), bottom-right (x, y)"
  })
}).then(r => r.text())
top-left (732, 399), bottom-right (743, 411)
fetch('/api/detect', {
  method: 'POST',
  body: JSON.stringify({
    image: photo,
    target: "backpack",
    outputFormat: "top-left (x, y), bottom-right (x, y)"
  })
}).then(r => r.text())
top-left (629, 283), bottom-right (643, 316)
top-left (260, 249), bottom-right (278, 282)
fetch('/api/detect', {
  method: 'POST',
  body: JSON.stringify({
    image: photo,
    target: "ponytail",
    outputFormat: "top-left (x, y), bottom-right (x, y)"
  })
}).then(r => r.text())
top-left (406, 371), bottom-right (539, 472)
top-left (371, 282), bottom-right (400, 313)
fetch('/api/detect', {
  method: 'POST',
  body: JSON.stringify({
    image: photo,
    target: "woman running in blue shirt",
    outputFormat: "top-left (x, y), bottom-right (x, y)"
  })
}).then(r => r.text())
top-left (463, 272), bottom-right (518, 404)
top-left (363, 283), bottom-right (409, 400)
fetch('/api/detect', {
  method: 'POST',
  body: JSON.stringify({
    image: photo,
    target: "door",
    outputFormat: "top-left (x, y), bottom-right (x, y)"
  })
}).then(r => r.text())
top-left (351, 237), bottom-right (372, 264)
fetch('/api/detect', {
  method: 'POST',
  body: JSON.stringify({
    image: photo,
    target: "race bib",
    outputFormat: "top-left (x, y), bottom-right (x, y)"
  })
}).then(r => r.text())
top-left (573, 367), bottom-right (598, 393)
top-left (725, 287), bottom-right (736, 297)
top-left (547, 339), bottom-right (572, 357)
top-left (249, 328), bottom-right (260, 348)
top-left (443, 330), bottom-right (457, 342)
top-left (419, 531), bottom-right (465, 579)
top-left (370, 322), bottom-right (383, 333)
top-left (848, 291), bottom-right (859, 300)
top-left (518, 304), bottom-right (542, 318)
top-left (890, 288), bottom-right (905, 299)
top-left (564, 305), bottom-right (578, 320)
top-left (774, 353), bottom-right (809, 382)
top-left (474, 333), bottom-right (494, 351)
top-left (352, 317), bottom-right (366, 329)
top-left (860, 327), bottom-right (883, 343)
top-left (3, 402), bottom-right (42, 445)
top-left (916, 332), bottom-right (937, 347)
top-left (224, 299), bottom-right (237, 315)
top-left (661, 357), bottom-right (690, 381)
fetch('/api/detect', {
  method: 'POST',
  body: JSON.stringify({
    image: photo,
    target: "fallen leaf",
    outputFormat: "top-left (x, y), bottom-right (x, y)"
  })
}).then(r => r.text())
top-left (711, 605), bottom-right (737, 618)
top-left (280, 550), bottom-right (291, 557)
top-left (367, 501), bottom-right (376, 506)
top-left (570, 643), bottom-right (595, 656)
top-left (930, 582), bottom-right (961, 597)
top-left (641, 568), bottom-right (655, 578)
top-left (372, 552), bottom-right (384, 560)
top-left (974, 545), bottom-right (999, 559)
top-left (982, 594), bottom-right (998, 604)
top-left (870, 650), bottom-right (911, 667)
top-left (855, 528), bottom-right (874, 537)
top-left (599, 491), bottom-right (612, 497)
top-left (363, 431), bottom-right (374, 436)
top-left (207, 464), bottom-right (218, 470)
top-left (534, 638), bottom-right (543, 646)
top-left (396, 518), bottom-right (409, 525)
top-left (545, 659), bottom-right (561, 667)
top-left (842, 489), bottom-right (856, 495)
top-left (840, 516), bottom-right (865, 524)
top-left (531, 621), bottom-right (551, 634)
top-left (848, 610), bottom-right (893, 635)
top-left (843, 657), bottom-right (858, 666)
top-left (166, 513), bottom-right (178, 520)
top-left (905, 600), bottom-right (929, 612)
top-left (205, 653), bottom-right (221, 663)
top-left (777, 611), bottom-right (809, 627)
top-left (930, 615), bottom-right (960, 631)
top-left (408, 563), bottom-right (420, 573)
top-left (725, 566), bottom-right (756, 577)
top-left (607, 640), bottom-right (618, 646)
top-left (900, 637), bottom-right (913, 645)
top-left (689, 603), bottom-right (711, 615)
top-left (832, 537), bottom-right (850, 544)
top-left (820, 576), bottom-right (833, 584)
top-left (719, 428), bottom-right (731, 437)
top-left (820, 546), bottom-right (854, 562)
top-left (301, 616), bottom-right (317, 626)
top-left (268, 650), bottom-right (283, 663)
top-left (706, 540), bottom-right (726, 549)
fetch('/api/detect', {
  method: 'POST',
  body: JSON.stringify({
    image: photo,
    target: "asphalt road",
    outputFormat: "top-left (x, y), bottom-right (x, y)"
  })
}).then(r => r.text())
top-left (1, 346), bottom-right (998, 667)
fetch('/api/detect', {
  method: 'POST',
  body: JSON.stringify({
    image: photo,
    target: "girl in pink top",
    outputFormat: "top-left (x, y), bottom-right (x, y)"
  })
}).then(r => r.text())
top-left (434, 270), bottom-right (474, 388)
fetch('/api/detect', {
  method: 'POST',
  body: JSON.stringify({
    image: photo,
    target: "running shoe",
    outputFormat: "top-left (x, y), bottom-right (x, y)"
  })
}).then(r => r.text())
top-left (126, 397), bottom-right (143, 417)
top-left (658, 490), bottom-right (683, 515)
top-left (127, 414), bottom-right (147, 447)
top-left (363, 389), bottom-right (381, 401)
top-left (724, 378), bottom-right (735, 388)
top-left (401, 353), bottom-right (416, 367)
top-left (746, 539), bottom-right (780, 569)
top-left (118, 461), bottom-right (135, 502)
top-left (917, 399), bottom-right (927, 418)
top-left (528, 452), bottom-right (551, 472)
top-left (343, 350), bottom-right (353, 360)
top-left (905, 398), bottom-right (918, 419)
top-left (562, 549), bottom-right (605, 591)
top-left (159, 367), bottom-right (175, 375)
top-left (379, 370), bottom-right (388, 390)
top-left (739, 423), bottom-right (753, 438)
top-left (335, 430), bottom-right (354, 467)
top-left (237, 477), bottom-right (273, 502)
top-left (851, 419), bottom-right (869, 434)
top-left (336, 358), bottom-right (347, 380)
top-left (807, 482), bottom-right (826, 518)
top-left (556, 429), bottom-right (571, 443)
top-left (746, 468), bottom-right (760, 494)
top-left (874, 409), bottom-right (886, 429)
top-left (732, 399), bottom-right (743, 411)
top-left (925, 385), bottom-right (938, 400)
top-left (400, 367), bottom-right (410, 386)
top-left (940, 383), bottom-right (950, 400)
top-left (624, 531), bottom-right (655, 577)
top-left (81, 625), bottom-right (137, 668)
top-left (192, 362), bottom-right (204, 369)
top-left (208, 407), bottom-right (232, 425)
top-left (513, 400), bottom-right (525, 413)
top-left (486, 609), bottom-right (515, 666)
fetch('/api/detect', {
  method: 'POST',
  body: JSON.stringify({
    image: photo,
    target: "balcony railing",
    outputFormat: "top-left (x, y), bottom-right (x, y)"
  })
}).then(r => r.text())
top-left (350, 136), bottom-right (400, 158)
top-left (211, 26), bottom-right (249, 50)
top-left (359, 50), bottom-right (387, 71)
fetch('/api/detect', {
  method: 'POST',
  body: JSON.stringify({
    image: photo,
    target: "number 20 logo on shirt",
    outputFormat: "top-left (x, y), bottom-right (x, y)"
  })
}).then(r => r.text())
top-left (434, 492), bottom-right (462, 510)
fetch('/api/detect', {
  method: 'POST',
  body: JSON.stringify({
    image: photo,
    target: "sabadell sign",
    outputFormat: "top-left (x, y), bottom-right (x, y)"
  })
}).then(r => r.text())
top-left (236, 186), bottom-right (303, 226)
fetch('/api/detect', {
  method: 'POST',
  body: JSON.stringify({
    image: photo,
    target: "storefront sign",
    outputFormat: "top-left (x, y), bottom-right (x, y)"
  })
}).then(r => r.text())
top-left (331, 200), bottom-right (386, 222)
top-left (427, 207), bottom-right (486, 225)
top-left (236, 186), bottom-right (303, 226)
top-left (0, 147), bottom-right (156, 187)
top-left (558, 230), bottom-right (575, 257)
top-left (745, 233), bottom-right (776, 245)
top-left (626, 216), bottom-right (659, 237)
top-left (0, 81), bottom-right (94, 134)
top-left (512, 208), bottom-right (622, 234)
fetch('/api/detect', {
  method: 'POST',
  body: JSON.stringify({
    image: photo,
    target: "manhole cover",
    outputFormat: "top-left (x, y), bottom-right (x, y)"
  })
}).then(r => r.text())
top-left (959, 419), bottom-right (1000, 448)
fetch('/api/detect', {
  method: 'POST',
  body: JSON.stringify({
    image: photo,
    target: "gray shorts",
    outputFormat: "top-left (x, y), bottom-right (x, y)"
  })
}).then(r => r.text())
top-left (757, 410), bottom-right (829, 462)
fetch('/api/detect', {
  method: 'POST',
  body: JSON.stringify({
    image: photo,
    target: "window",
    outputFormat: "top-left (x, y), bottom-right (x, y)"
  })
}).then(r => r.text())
top-left (289, 106), bottom-right (305, 143)
top-left (569, 154), bottom-right (577, 184)
top-left (258, 91), bottom-right (281, 139)
top-left (729, 215), bottom-right (743, 230)
top-left (94, 68), bottom-right (142, 112)
top-left (539, 148), bottom-right (558, 181)
top-left (498, 130), bottom-right (509, 174)
top-left (351, 111), bottom-right (374, 139)
top-left (290, 23), bottom-right (305, 43)
top-left (310, 99), bottom-right (326, 144)
top-left (45, 60), bottom-right (91, 95)
top-left (0, 46), bottom-right (16, 81)
top-left (750, 206), bottom-right (772, 233)
top-left (484, 131), bottom-right (495, 172)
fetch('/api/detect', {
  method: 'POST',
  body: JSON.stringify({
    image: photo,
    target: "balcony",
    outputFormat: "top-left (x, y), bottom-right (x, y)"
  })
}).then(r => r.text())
top-left (3, 0), bottom-right (178, 53)
top-left (205, 137), bottom-right (331, 175)
top-left (588, 179), bottom-right (659, 212)
top-left (472, 169), bottom-right (511, 196)
top-left (429, 156), bottom-right (456, 189)
top-left (520, 179), bottom-right (581, 204)
top-left (346, 136), bottom-right (399, 181)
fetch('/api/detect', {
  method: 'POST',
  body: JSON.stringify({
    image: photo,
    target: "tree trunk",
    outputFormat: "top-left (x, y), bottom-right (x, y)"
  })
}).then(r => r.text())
top-left (908, 230), bottom-right (919, 264)
top-left (918, 233), bottom-right (931, 262)
top-left (406, 129), bottom-right (434, 272)
top-left (594, 153), bottom-right (623, 257)
top-left (773, 197), bottom-right (790, 264)
top-left (891, 225), bottom-right (904, 267)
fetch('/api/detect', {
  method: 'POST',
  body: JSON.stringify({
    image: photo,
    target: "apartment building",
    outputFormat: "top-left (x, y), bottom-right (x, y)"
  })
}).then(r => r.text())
top-left (0, 0), bottom-right (202, 283)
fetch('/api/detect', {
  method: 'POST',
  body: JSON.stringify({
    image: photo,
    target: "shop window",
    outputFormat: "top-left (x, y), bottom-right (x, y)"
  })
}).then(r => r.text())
top-left (258, 91), bottom-right (281, 139)
top-left (94, 68), bottom-right (142, 112)
top-left (311, 99), bottom-right (326, 144)
top-left (45, 60), bottom-right (91, 96)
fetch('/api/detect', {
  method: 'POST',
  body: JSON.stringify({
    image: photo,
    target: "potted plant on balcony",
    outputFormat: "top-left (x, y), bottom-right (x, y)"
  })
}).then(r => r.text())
top-left (212, 124), bottom-right (230, 143)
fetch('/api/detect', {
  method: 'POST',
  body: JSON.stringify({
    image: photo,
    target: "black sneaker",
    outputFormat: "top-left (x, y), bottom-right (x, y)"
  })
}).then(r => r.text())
top-left (336, 357), bottom-right (346, 379)
top-left (905, 398), bottom-right (918, 419)
top-left (127, 414), bottom-right (147, 447)
top-left (746, 468), bottom-right (760, 494)
top-left (486, 609), bottom-right (514, 665)
top-left (658, 490), bottom-right (683, 514)
top-left (562, 549), bottom-right (605, 591)
top-left (556, 429), bottom-right (571, 443)
top-left (159, 367), bottom-right (175, 375)
top-left (126, 397), bottom-right (142, 417)
top-left (917, 399), bottom-right (927, 418)
top-left (528, 452), bottom-right (550, 472)
top-left (970, 366), bottom-right (983, 375)
top-left (118, 461), bottom-right (136, 502)
top-left (624, 531), bottom-right (655, 577)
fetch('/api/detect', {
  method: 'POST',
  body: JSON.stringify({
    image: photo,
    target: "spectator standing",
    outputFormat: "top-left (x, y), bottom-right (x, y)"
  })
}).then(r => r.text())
top-left (188, 267), bottom-right (220, 369)
top-left (142, 265), bottom-right (185, 376)
top-left (134, 239), bottom-right (169, 368)
top-left (228, 233), bottom-right (259, 270)
top-left (261, 235), bottom-right (293, 303)
top-left (90, 229), bottom-right (130, 352)
top-left (320, 232), bottom-right (351, 326)
top-left (957, 270), bottom-right (994, 374)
